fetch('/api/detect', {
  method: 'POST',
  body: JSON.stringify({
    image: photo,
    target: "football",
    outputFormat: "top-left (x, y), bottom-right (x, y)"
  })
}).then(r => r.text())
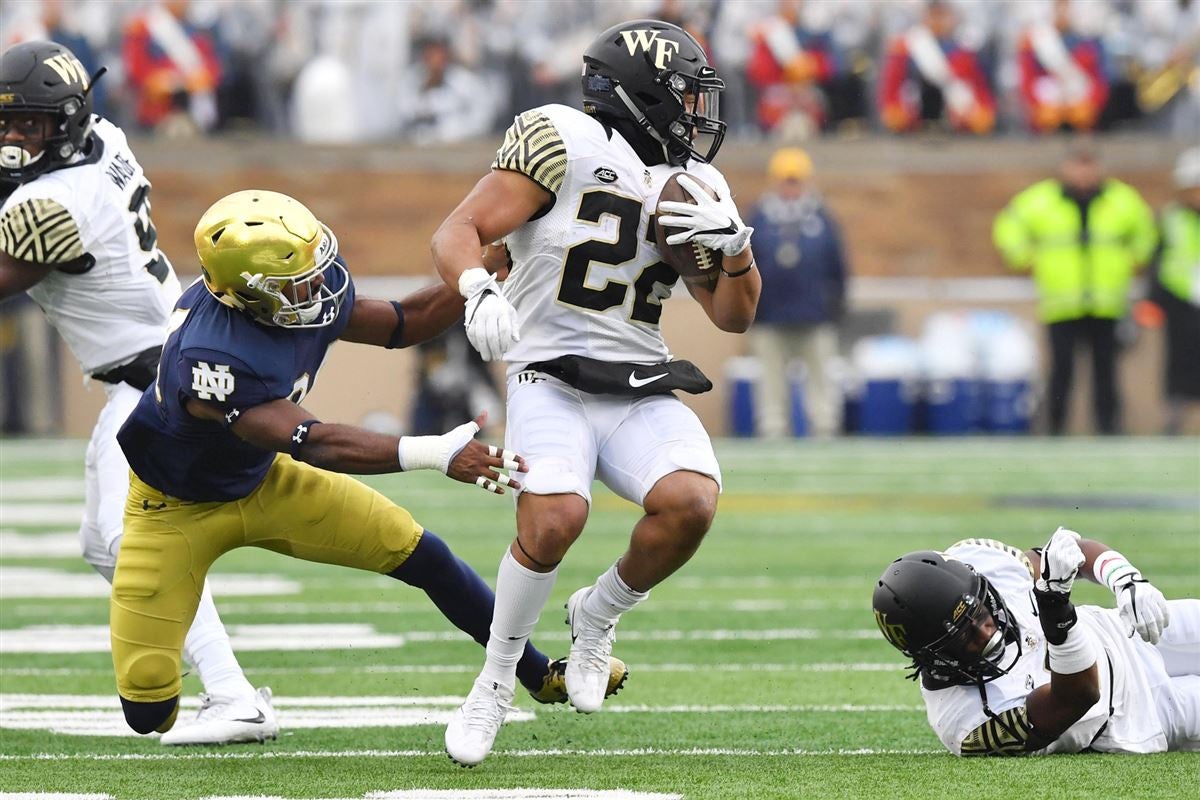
top-left (654, 172), bottom-right (723, 286)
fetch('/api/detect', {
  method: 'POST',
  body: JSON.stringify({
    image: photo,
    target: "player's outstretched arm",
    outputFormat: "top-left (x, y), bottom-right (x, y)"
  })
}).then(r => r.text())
top-left (1027, 529), bottom-right (1170, 644)
top-left (0, 248), bottom-right (59, 299)
top-left (186, 398), bottom-right (525, 493)
top-left (339, 287), bottom-right (465, 349)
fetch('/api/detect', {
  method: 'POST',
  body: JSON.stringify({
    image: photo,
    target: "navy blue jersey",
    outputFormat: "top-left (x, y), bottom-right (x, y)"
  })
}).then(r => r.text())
top-left (118, 264), bottom-right (356, 501)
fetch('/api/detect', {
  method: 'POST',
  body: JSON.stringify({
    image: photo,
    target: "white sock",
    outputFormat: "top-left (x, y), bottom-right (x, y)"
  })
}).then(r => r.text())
top-left (480, 548), bottom-right (558, 688)
top-left (183, 580), bottom-right (255, 700)
top-left (583, 561), bottom-right (648, 625)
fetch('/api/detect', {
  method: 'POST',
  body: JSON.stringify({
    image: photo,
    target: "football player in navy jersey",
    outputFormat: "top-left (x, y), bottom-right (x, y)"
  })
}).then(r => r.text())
top-left (112, 189), bottom-right (626, 739)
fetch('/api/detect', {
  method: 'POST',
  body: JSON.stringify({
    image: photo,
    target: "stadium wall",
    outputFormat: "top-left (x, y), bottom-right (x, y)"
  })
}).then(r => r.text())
top-left (47, 136), bottom-right (1186, 437)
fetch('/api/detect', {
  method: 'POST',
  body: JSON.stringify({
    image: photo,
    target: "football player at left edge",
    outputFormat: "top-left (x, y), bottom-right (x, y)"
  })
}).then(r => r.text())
top-left (0, 40), bottom-right (275, 746)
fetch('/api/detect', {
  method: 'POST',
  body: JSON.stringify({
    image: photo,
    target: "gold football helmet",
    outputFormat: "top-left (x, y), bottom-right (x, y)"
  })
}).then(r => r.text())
top-left (194, 190), bottom-right (348, 328)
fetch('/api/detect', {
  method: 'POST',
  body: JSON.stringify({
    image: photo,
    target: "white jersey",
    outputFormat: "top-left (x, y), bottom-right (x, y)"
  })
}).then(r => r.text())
top-left (0, 117), bottom-right (181, 375)
top-left (493, 104), bottom-right (731, 373)
top-left (922, 539), bottom-right (1168, 755)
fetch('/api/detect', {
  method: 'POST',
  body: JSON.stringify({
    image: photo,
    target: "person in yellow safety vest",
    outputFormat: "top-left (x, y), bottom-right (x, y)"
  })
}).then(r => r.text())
top-left (993, 141), bottom-right (1157, 435)
top-left (1141, 147), bottom-right (1200, 435)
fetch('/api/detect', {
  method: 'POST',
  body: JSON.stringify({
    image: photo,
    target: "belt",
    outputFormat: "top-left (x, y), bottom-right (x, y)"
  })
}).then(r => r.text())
top-left (91, 345), bottom-right (162, 391)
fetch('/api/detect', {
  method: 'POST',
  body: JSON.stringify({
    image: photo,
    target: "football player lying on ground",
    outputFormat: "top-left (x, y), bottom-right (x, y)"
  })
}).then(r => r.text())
top-left (110, 189), bottom-right (626, 739)
top-left (0, 40), bottom-right (271, 745)
top-left (873, 528), bottom-right (1199, 755)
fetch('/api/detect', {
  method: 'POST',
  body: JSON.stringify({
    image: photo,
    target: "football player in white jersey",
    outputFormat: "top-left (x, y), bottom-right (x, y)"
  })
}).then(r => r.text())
top-left (0, 41), bottom-right (276, 746)
top-left (873, 529), bottom-right (1198, 755)
top-left (432, 20), bottom-right (762, 765)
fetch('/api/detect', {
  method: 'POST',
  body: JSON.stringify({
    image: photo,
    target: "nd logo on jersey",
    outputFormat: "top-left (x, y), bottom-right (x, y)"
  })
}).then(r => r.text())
top-left (191, 362), bottom-right (235, 401)
top-left (620, 30), bottom-right (681, 69)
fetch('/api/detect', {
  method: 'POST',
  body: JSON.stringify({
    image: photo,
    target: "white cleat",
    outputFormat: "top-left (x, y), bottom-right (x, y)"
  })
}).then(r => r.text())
top-left (565, 586), bottom-right (617, 714)
top-left (159, 686), bottom-right (278, 746)
top-left (444, 677), bottom-right (514, 767)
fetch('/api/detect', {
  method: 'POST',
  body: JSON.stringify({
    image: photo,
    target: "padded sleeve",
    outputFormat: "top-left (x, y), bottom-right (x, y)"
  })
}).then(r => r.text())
top-left (0, 197), bottom-right (85, 263)
top-left (492, 109), bottom-right (568, 195)
top-left (960, 705), bottom-right (1036, 756)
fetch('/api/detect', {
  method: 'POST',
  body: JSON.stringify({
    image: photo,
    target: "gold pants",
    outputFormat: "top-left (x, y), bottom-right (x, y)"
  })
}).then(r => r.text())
top-left (111, 453), bottom-right (423, 703)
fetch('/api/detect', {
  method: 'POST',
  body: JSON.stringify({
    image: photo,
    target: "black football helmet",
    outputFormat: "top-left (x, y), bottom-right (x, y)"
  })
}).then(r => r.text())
top-left (872, 550), bottom-right (1022, 687)
top-left (0, 41), bottom-right (100, 183)
top-left (581, 19), bottom-right (725, 167)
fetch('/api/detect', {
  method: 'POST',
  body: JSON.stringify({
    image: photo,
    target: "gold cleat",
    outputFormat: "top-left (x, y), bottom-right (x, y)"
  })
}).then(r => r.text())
top-left (529, 656), bottom-right (629, 705)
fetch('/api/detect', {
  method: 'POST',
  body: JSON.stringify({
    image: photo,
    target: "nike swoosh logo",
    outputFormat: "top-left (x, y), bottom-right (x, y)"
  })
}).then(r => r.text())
top-left (234, 711), bottom-right (266, 724)
top-left (628, 372), bottom-right (668, 388)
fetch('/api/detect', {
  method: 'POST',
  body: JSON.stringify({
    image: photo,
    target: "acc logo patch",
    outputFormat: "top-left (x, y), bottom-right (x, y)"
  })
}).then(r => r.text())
top-left (952, 599), bottom-right (969, 621)
top-left (593, 166), bottom-right (618, 184)
top-left (191, 361), bottom-right (235, 401)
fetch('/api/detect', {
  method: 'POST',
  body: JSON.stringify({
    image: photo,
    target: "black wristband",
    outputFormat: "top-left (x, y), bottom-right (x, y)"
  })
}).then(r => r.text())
top-left (289, 419), bottom-right (322, 459)
top-left (385, 301), bottom-right (407, 349)
top-left (721, 259), bottom-right (755, 278)
top-left (1033, 587), bottom-right (1078, 646)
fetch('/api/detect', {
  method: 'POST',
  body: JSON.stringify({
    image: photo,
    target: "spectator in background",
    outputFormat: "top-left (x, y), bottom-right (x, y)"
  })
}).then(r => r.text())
top-left (878, 0), bottom-right (995, 135)
top-left (123, 0), bottom-right (223, 136)
top-left (1144, 148), bottom-right (1200, 435)
top-left (1130, 0), bottom-right (1200, 138)
top-left (1017, 0), bottom-right (1111, 133)
top-left (399, 35), bottom-right (493, 145)
top-left (746, 147), bottom-right (848, 438)
top-left (746, 0), bottom-right (848, 137)
top-left (993, 141), bottom-right (1157, 435)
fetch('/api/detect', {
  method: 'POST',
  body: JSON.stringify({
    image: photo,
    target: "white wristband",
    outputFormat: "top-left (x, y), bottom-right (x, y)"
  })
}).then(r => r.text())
top-left (1047, 624), bottom-right (1097, 675)
top-left (397, 436), bottom-right (448, 473)
top-left (396, 418), bottom-right (479, 474)
top-left (1093, 550), bottom-right (1141, 594)
top-left (458, 266), bottom-right (492, 299)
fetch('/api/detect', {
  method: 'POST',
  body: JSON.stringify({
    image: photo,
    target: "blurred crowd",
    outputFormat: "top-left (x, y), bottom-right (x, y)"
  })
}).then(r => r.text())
top-left (1, 0), bottom-right (1197, 143)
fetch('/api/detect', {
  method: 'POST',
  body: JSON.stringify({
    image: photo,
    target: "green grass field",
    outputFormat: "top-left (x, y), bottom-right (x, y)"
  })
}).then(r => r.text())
top-left (1, 436), bottom-right (1197, 800)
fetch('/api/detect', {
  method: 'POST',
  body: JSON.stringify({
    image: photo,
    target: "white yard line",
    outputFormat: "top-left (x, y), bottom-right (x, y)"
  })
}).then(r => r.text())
top-left (0, 623), bottom-right (882, 653)
top-left (0, 662), bottom-right (900, 678)
top-left (0, 532), bottom-right (81, 557)
top-left (0, 569), bottom-right (300, 600)
top-left (0, 478), bottom-right (84, 501)
top-left (0, 747), bottom-right (943, 762)
top-left (202, 793), bottom-right (683, 800)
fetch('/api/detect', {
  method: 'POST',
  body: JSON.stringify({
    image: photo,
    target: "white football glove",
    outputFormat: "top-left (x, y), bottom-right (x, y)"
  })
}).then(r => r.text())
top-left (1116, 579), bottom-right (1170, 645)
top-left (658, 175), bottom-right (754, 258)
top-left (1034, 527), bottom-right (1085, 595)
top-left (459, 267), bottom-right (519, 362)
